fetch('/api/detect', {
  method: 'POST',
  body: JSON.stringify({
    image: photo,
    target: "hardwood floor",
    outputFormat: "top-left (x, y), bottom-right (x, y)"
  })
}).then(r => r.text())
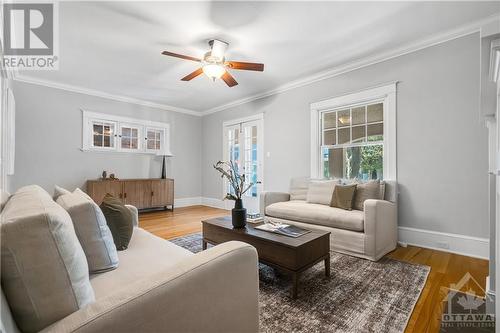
top-left (139, 206), bottom-right (490, 333)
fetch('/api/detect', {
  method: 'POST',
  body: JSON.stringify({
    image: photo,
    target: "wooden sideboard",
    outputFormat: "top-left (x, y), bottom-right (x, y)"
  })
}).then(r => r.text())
top-left (86, 178), bottom-right (174, 210)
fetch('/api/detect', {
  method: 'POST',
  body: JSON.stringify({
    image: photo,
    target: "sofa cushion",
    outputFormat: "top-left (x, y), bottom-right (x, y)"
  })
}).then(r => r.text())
top-left (353, 180), bottom-right (381, 211)
top-left (1, 185), bottom-right (94, 333)
top-left (90, 228), bottom-right (193, 299)
top-left (57, 189), bottom-right (119, 273)
top-left (266, 200), bottom-right (364, 232)
top-left (331, 184), bottom-right (357, 210)
top-left (100, 194), bottom-right (134, 250)
top-left (289, 177), bottom-right (310, 200)
top-left (306, 180), bottom-right (339, 205)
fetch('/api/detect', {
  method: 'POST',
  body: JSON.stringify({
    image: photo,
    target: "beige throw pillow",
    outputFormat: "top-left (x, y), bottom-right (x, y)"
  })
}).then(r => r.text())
top-left (331, 184), bottom-right (357, 210)
top-left (353, 180), bottom-right (381, 211)
top-left (1, 185), bottom-right (94, 333)
top-left (57, 189), bottom-right (119, 273)
top-left (306, 180), bottom-right (338, 205)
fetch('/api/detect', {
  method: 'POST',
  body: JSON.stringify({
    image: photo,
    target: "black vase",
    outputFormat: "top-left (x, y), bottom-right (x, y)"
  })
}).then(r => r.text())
top-left (232, 199), bottom-right (247, 228)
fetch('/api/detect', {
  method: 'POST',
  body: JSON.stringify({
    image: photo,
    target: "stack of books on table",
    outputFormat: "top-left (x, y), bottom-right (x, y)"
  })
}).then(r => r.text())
top-left (247, 213), bottom-right (264, 224)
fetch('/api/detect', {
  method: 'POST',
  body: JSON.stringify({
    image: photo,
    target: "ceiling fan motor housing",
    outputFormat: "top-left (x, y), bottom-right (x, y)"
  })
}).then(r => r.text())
top-left (207, 39), bottom-right (228, 64)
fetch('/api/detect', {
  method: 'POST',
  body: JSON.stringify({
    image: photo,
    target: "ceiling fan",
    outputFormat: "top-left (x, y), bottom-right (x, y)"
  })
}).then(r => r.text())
top-left (161, 39), bottom-right (264, 87)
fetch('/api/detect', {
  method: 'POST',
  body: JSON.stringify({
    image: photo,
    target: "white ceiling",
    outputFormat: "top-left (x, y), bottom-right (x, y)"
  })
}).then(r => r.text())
top-left (20, 1), bottom-right (500, 113)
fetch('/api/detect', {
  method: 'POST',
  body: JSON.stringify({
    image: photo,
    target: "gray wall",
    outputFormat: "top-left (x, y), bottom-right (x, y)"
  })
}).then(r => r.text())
top-left (202, 33), bottom-right (489, 238)
top-left (11, 81), bottom-right (202, 199)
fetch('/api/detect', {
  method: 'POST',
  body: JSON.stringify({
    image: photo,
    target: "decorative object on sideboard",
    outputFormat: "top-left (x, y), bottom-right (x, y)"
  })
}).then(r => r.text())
top-left (213, 160), bottom-right (260, 228)
top-left (109, 173), bottom-right (118, 180)
top-left (102, 171), bottom-right (107, 180)
top-left (160, 153), bottom-right (174, 179)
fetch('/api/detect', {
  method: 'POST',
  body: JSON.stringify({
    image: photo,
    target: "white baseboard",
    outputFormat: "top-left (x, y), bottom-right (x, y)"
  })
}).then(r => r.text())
top-left (174, 197), bottom-right (202, 208)
top-left (201, 197), bottom-right (230, 210)
top-left (398, 226), bottom-right (489, 260)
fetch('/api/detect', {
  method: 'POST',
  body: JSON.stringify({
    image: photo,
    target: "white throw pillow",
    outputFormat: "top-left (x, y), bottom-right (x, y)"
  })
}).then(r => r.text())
top-left (57, 189), bottom-right (119, 273)
top-left (306, 180), bottom-right (339, 205)
top-left (1, 185), bottom-right (95, 333)
top-left (289, 177), bottom-right (310, 200)
top-left (53, 185), bottom-right (71, 200)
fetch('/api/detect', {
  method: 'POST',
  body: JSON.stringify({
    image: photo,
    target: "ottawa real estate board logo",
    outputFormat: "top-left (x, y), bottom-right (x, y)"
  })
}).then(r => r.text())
top-left (2, 2), bottom-right (59, 70)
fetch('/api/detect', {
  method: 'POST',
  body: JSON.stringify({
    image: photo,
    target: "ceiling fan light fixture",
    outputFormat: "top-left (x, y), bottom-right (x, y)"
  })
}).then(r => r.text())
top-left (202, 63), bottom-right (225, 80)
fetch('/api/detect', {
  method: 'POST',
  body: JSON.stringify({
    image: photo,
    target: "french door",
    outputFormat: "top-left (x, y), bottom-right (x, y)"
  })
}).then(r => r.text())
top-left (223, 115), bottom-right (264, 213)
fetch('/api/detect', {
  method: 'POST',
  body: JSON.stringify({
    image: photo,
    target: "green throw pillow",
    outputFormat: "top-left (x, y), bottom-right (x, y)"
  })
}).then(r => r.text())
top-left (330, 184), bottom-right (357, 210)
top-left (100, 194), bottom-right (133, 250)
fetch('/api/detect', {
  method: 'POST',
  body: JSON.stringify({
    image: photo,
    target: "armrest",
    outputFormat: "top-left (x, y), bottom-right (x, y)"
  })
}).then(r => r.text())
top-left (125, 205), bottom-right (139, 227)
top-left (259, 191), bottom-right (290, 216)
top-left (42, 241), bottom-right (259, 333)
top-left (363, 199), bottom-right (397, 261)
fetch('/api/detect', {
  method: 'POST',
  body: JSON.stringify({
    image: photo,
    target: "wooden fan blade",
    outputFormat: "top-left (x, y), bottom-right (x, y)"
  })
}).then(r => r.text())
top-left (161, 51), bottom-right (201, 62)
top-left (225, 61), bottom-right (264, 71)
top-left (221, 71), bottom-right (238, 87)
top-left (181, 68), bottom-right (203, 81)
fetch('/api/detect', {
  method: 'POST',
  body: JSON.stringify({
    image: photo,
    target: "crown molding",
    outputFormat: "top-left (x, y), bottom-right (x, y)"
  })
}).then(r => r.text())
top-left (201, 13), bottom-right (500, 116)
top-left (13, 74), bottom-right (202, 117)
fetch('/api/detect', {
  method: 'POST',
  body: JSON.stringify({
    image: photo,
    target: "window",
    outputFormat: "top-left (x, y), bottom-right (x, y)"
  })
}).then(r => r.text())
top-left (82, 111), bottom-right (171, 155)
top-left (146, 128), bottom-right (164, 152)
top-left (92, 121), bottom-right (116, 149)
top-left (311, 83), bottom-right (396, 180)
top-left (321, 102), bottom-right (384, 180)
top-left (120, 124), bottom-right (141, 151)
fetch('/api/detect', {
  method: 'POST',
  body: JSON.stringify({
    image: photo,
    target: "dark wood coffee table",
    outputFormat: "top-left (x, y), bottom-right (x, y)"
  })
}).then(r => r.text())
top-left (201, 216), bottom-right (330, 299)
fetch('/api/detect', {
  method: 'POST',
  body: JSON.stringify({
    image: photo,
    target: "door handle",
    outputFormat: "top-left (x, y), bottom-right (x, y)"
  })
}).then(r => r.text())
top-left (124, 193), bottom-right (127, 199)
top-left (151, 191), bottom-right (154, 196)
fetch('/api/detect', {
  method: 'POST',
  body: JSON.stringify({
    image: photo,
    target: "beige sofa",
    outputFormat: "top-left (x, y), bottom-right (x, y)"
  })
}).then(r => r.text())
top-left (260, 178), bottom-right (398, 261)
top-left (0, 187), bottom-right (259, 333)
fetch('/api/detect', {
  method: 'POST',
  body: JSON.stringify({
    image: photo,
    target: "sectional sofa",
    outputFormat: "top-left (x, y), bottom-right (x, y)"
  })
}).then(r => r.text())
top-left (0, 185), bottom-right (259, 333)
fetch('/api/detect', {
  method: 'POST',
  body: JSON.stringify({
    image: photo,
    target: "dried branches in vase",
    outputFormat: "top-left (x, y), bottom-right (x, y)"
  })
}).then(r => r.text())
top-left (213, 160), bottom-right (259, 228)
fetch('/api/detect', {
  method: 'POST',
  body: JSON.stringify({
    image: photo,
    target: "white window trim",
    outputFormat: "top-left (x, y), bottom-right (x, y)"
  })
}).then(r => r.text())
top-left (310, 82), bottom-right (397, 180)
top-left (82, 110), bottom-right (172, 155)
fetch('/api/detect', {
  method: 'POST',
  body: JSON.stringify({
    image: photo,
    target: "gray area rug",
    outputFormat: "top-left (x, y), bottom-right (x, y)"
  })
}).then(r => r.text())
top-left (170, 233), bottom-right (430, 333)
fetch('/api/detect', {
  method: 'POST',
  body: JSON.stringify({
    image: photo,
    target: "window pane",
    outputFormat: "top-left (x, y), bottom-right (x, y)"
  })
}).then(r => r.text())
top-left (93, 134), bottom-right (103, 147)
top-left (337, 110), bottom-right (350, 127)
top-left (323, 112), bottom-right (336, 129)
top-left (367, 103), bottom-right (383, 123)
top-left (122, 137), bottom-right (130, 148)
top-left (338, 127), bottom-right (350, 144)
top-left (352, 106), bottom-right (365, 125)
top-left (93, 124), bottom-right (103, 135)
top-left (103, 135), bottom-right (111, 147)
top-left (323, 129), bottom-right (336, 145)
top-left (104, 125), bottom-right (113, 136)
top-left (367, 123), bottom-right (383, 141)
top-left (147, 140), bottom-right (155, 150)
top-left (147, 131), bottom-right (155, 140)
top-left (323, 144), bottom-right (383, 180)
top-left (252, 126), bottom-right (257, 137)
top-left (131, 128), bottom-right (138, 138)
top-left (122, 127), bottom-right (131, 137)
top-left (156, 140), bottom-right (161, 150)
top-left (352, 126), bottom-right (366, 143)
top-left (131, 138), bottom-right (138, 149)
